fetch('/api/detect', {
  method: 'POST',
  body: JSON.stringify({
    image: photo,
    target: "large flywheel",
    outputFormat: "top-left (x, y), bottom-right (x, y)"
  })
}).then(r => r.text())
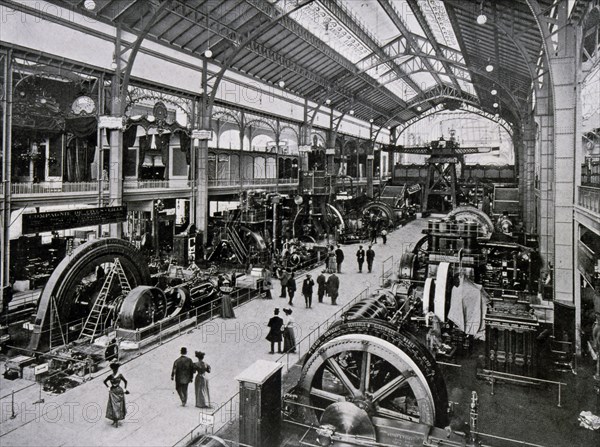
top-left (28, 238), bottom-right (150, 351)
top-left (446, 205), bottom-right (494, 239)
top-left (361, 202), bottom-right (395, 228)
top-left (296, 320), bottom-right (448, 428)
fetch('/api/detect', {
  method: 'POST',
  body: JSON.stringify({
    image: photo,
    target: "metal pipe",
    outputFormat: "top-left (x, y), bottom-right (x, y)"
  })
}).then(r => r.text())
top-left (1, 50), bottom-right (13, 309)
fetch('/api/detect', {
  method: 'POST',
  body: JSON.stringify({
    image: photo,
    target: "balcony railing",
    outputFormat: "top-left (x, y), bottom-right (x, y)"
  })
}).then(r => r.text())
top-left (579, 185), bottom-right (600, 214)
top-left (208, 178), bottom-right (298, 188)
top-left (123, 179), bottom-right (192, 190)
top-left (581, 156), bottom-right (600, 187)
top-left (11, 181), bottom-right (106, 195)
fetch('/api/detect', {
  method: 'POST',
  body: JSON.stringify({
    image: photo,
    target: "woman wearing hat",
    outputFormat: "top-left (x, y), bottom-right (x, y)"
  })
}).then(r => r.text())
top-left (193, 351), bottom-right (211, 408)
top-left (282, 308), bottom-right (297, 353)
top-left (219, 275), bottom-right (236, 319)
top-left (103, 362), bottom-right (128, 427)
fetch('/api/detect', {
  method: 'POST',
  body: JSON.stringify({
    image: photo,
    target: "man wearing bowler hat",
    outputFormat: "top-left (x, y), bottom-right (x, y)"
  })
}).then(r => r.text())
top-left (171, 347), bottom-right (195, 406)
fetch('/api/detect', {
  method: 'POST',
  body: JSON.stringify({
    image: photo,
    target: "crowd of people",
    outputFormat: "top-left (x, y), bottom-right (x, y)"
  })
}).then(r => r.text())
top-left (99, 230), bottom-right (391, 430)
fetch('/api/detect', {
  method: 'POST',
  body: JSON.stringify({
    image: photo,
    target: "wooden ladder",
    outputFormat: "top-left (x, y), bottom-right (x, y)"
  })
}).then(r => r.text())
top-left (79, 258), bottom-right (130, 342)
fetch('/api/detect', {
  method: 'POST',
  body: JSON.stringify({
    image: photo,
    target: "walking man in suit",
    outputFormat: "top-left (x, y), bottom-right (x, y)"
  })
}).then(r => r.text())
top-left (317, 271), bottom-right (327, 303)
top-left (279, 268), bottom-right (290, 298)
top-left (302, 274), bottom-right (315, 308)
top-left (335, 245), bottom-right (345, 273)
top-left (366, 245), bottom-right (375, 273)
top-left (356, 245), bottom-right (365, 273)
top-left (171, 347), bottom-right (195, 406)
top-left (266, 308), bottom-right (284, 354)
top-left (326, 273), bottom-right (339, 305)
top-left (287, 272), bottom-right (297, 306)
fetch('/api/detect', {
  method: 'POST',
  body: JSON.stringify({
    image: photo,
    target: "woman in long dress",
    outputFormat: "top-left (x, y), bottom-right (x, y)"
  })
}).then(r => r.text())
top-left (282, 308), bottom-right (297, 353)
top-left (103, 362), bottom-right (128, 427)
top-left (219, 276), bottom-right (235, 318)
top-left (194, 351), bottom-right (211, 408)
top-left (327, 246), bottom-right (337, 273)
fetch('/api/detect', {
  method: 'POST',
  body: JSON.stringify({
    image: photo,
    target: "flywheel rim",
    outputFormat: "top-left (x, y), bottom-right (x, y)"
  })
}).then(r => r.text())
top-left (298, 333), bottom-right (438, 427)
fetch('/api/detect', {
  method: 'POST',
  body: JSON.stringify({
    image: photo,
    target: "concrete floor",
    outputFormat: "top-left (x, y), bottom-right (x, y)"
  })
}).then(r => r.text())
top-left (2, 218), bottom-right (598, 446)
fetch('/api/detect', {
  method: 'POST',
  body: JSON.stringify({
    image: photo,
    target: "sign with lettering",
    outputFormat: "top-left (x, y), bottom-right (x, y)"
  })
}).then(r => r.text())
top-left (98, 115), bottom-right (124, 130)
top-left (198, 413), bottom-right (214, 426)
top-left (298, 145), bottom-right (312, 152)
top-left (23, 206), bottom-right (127, 234)
top-left (325, 148), bottom-right (336, 155)
top-left (34, 363), bottom-right (49, 375)
top-left (192, 129), bottom-right (213, 140)
top-left (407, 184), bottom-right (421, 194)
top-left (366, 154), bottom-right (374, 160)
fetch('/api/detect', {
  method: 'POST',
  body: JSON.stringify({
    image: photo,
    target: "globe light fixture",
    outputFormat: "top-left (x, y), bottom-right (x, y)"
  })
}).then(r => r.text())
top-left (325, 98), bottom-right (331, 105)
top-left (493, 102), bottom-right (499, 108)
top-left (278, 79), bottom-right (285, 88)
top-left (84, 0), bottom-right (96, 10)
top-left (485, 63), bottom-right (494, 72)
top-left (349, 109), bottom-right (355, 115)
top-left (369, 118), bottom-right (374, 123)
top-left (476, 13), bottom-right (487, 25)
top-left (416, 105), bottom-right (422, 111)
top-left (491, 88), bottom-right (498, 95)
top-left (204, 49), bottom-right (213, 58)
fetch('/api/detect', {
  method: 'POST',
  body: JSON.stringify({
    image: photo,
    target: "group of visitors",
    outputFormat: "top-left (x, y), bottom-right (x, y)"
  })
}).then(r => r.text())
top-left (102, 346), bottom-right (213, 428)
top-left (171, 347), bottom-right (211, 408)
top-left (266, 307), bottom-right (297, 354)
top-left (326, 245), bottom-right (345, 273)
top-left (277, 268), bottom-right (297, 306)
top-left (355, 245), bottom-right (376, 273)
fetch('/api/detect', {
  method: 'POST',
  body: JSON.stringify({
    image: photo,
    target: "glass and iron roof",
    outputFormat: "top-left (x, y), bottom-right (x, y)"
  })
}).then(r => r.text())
top-left (47, 0), bottom-right (558, 130)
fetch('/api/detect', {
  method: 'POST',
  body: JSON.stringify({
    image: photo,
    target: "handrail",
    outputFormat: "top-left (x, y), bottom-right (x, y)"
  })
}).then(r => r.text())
top-left (208, 178), bottom-right (298, 187)
top-left (578, 185), bottom-right (600, 214)
top-left (477, 369), bottom-right (567, 407)
top-left (123, 179), bottom-right (192, 190)
top-left (11, 181), bottom-right (105, 194)
top-left (275, 288), bottom-right (370, 371)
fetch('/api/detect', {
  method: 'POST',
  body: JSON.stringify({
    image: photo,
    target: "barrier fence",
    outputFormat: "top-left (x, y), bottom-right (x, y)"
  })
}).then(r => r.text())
top-left (0, 286), bottom-right (262, 418)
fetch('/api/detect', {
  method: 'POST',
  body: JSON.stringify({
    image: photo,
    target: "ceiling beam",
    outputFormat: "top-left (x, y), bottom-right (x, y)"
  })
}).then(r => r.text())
top-left (241, 0), bottom-right (413, 116)
top-left (403, 0), bottom-right (462, 91)
top-left (110, 0), bottom-right (140, 22)
top-left (319, 0), bottom-right (424, 96)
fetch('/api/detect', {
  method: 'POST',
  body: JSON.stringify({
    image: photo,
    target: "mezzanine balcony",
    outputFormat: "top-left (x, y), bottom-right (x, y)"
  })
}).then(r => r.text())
top-left (578, 185), bottom-right (600, 215)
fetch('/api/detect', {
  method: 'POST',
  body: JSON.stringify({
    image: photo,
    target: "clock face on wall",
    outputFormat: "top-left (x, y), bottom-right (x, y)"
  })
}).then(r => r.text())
top-left (71, 96), bottom-right (96, 115)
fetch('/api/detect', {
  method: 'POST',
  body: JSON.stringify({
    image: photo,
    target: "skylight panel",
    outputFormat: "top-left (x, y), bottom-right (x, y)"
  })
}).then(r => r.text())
top-left (410, 71), bottom-right (437, 90)
top-left (290, 2), bottom-right (371, 64)
top-left (390, 0), bottom-right (426, 37)
top-left (387, 79), bottom-right (418, 101)
top-left (343, 0), bottom-right (403, 45)
top-left (437, 74), bottom-right (453, 85)
top-left (417, 0), bottom-right (460, 51)
top-left (457, 79), bottom-right (477, 97)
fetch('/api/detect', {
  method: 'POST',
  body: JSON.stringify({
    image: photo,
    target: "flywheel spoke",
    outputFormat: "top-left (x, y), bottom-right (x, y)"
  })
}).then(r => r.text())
top-left (376, 406), bottom-right (420, 423)
top-left (325, 358), bottom-right (360, 398)
top-left (310, 387), bottom-right (347, 402)
top-left (371, 375), bottom-right (407, 403)
top-left (359, 351), bottom-right (371, 394)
